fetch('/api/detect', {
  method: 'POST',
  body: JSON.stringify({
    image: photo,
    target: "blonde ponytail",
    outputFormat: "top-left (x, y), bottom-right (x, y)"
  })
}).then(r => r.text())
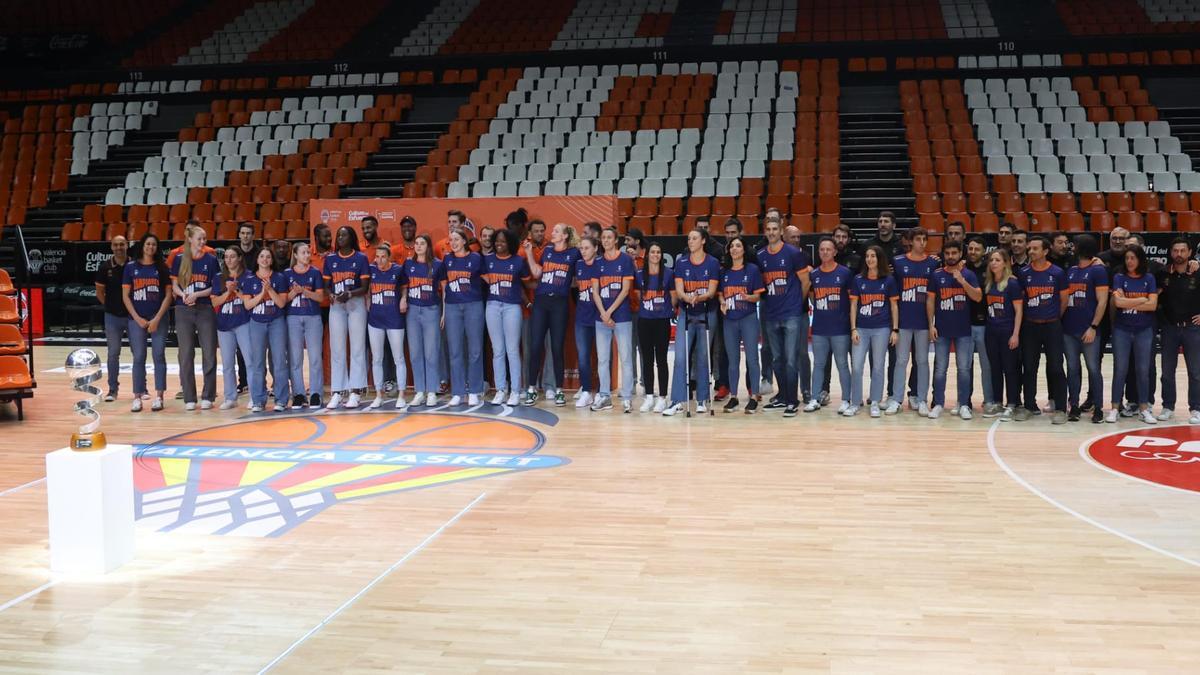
top-left (177, 224), bottom-right (202, 289)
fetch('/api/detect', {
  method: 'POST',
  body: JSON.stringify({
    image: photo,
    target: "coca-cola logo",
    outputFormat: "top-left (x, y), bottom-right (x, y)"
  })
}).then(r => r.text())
top-left (1085, 427), bottom-right (1200, 493)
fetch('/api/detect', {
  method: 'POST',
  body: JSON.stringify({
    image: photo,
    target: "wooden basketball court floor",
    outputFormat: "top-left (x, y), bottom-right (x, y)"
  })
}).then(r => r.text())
top-left (1, 344), bottom-right (1198, 672)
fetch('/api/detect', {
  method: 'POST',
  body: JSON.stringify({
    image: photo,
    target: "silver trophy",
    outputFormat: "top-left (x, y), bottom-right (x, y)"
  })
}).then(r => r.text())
top-left (66, 348), bottom-right (106, 451)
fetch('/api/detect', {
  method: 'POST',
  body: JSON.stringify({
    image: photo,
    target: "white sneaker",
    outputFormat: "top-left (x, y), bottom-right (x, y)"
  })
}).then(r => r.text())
top-left (907, 396), bottom-right (919, 411)
top-left (1190, 410), bottom-right (1200, 425)
top-left (468, 394), bottom-right (480, 406)
top-left (958, 405), bottom-right (973, 420)
top-left (250, 405), bottom-right (263, 413)
top-left (803, 400), bottom-right (821, 412)
top-left (927, 404), bottom-right (942, 419)
top-left (1105, 409), bottom-right (1118, 423)
top-left (131, 398), bottom-right (143, 412)
top-left (448, 395), bottom-right (462, 406)
top-left (506, 392), bottom-right (520, 406)
top-left (819, 391), bottom-right (831, 406)
top-left (200, 399), bottom-right (213, 410)
top-left (837, 400), bottom-right (851, 414)
top-left (425, 393), bottom-right (438, 406)
top-left (491, 391), bottom-right (506, 405)
top-left (842, 405), bottom-right (859, 417)
top-left (662, 402), bottom-right (683, 416)
top-left (573, 389), bottom-right (582, 400)
top-left (623, 399), bottom-right (632, 413)
top-left (884, 400), bottom-right (901, 415)
top-left (219, 400), bottom-right (235, 410)
top-left (395, 396), bottom-right (407, 410)
top-left (345, 392), bottom-right (360, 409)
top-left (696, 401), bottom-right (707, 413)
top-left (369, 396), bottom-right (384, 409)
top-left (1141, 409), bottom-right (1158, 425)
top-left (639, 396), bottom-right (654, 413)
top-left (1156, 409), bottom-right (1174, 421)
top-left (653, 396), bottom-right (666, 413)
top-left (545, 388), bottom-right (557, 401)
top-left (870, 403), bottom-right (881, 418)
top-left (590, 395), bottom-right (613, 411)
top-left (185, 402), bottom-right (196, 411)
top-left (273, 403), bottom-right (286, 412)
top-left (326, 392), bottom-right (343, 409)
top-left (576, 391), bottom-right (593, 408)
top-left (151, 396), bottom-right (164, 412)
top-left (759, 379), bottom-right (774, 395)
top-left (410, 392), bottom-right (426, 407)
top-left (918, 402), bottom-right (930, 417)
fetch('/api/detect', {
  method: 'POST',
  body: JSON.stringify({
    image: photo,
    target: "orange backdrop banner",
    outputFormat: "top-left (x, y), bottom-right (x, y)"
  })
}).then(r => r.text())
top-left (308, 196), bottom-right (619, 244)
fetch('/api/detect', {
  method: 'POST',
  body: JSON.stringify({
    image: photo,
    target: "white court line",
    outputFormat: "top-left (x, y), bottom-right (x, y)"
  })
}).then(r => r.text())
top-left (256, 492), bottom-right (488, 674)
top-left (0, 580), bottom-right (58, 614)
top-left (986, 420), bottom-right (1200, 569)
top-left (0, 477), bottom-right (45, 499)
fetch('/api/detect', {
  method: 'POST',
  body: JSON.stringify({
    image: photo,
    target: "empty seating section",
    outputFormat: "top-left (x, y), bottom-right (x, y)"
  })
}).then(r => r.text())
top-left (124, 0), bottom-right (256, 66)
top-left (1140, 0), bottom-right (1200, 22)
top-left (4, 0), bottom-right (180, 43)
top-left (938, 0), bottom-right (998, 38)
top-left (249, 0), bottom-right (388, 62)
top-left (176, 0), bottom-right (317, 65)
top-left (958, 54), bottom-right (1063, 69)
top-left (71, 94), bottom-right (411, 243)
top-left (392, 0), bottom-right (481, 56)
top-left (71, 101), bottom-right (160, 174)
top-left (437, 0), bottom-right (577, 54)
top-left (439, 60), bottom-right (838, 235)
top-left (553, 0), bottom-right (675, 50)
top-left (716, 0), bottom-right (947, 43)
top-left (309, 70), bottom-right (444, 89)
top-left (964, 75), bottom-right (1197, 231)
top-left (903, 79), bottom-right (991, 232)
top-left (1058, 0), bottom-right (1200, 33)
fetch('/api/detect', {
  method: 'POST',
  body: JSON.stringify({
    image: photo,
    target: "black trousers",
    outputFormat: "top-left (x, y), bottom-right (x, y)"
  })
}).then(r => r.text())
top-left (1021, 320), bottom-right (1067, 412)
top-left (637, 317), bottom-right (671, 397)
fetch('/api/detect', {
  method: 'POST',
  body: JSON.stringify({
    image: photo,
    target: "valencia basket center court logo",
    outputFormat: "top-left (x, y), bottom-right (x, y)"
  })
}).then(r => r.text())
top-left (133, 412), bottom-right (568, 537)
top-left (1085, 425), bottom-right (1200, 493)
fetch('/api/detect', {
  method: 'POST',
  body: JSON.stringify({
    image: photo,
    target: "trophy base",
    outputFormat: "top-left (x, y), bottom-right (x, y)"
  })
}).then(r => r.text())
top-left (70, 431), bottom-right (107, 452)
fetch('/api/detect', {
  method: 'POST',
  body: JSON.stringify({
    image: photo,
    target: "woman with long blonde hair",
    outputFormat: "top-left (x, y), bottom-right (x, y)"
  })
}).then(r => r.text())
top-left (170, 224), bottom-right (220, 410)
top-left (522, 222), bottom-right (580, 407)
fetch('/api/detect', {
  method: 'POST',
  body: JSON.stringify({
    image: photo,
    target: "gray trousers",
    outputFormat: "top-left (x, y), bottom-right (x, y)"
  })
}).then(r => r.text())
top-left (175, 304), bottom-right (217, 403)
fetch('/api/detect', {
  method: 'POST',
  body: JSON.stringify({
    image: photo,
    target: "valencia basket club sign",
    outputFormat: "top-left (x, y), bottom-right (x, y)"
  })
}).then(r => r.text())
top-left (1085, 426), bottom-right (1200, 494)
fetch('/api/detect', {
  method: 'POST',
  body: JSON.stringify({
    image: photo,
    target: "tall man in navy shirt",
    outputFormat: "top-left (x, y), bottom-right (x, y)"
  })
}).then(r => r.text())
top-left (1014, 236), bottom-right (1069, 423)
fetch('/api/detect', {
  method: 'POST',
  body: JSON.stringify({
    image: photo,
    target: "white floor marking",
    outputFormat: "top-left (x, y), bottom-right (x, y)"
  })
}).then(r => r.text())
top-left (0, 476), bottom-right (45, 499)
top-left (0, 580), bottom-right (57, 614)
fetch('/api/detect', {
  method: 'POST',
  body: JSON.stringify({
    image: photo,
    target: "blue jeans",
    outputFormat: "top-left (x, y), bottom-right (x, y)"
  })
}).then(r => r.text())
top-left (1161, 324), bottom-right (1200, 411)
top-left (574, 320), bottom-right (596, 393)
top-left (891, 328), bottom-right (929, 403)
top-left (932, 333), bottom-right (974, 408)
top-left (763, 315), bottom-right (801, 405)
top-left (671, 311), bottom-right (711, 404)
top-left (287, 313), bottom-right (323, 398)
top-left (486, 302), bottom-right (523, 393)
top-left (723, 312), bottom-right (761, 397)
top-left (596, 320), bottom-right (634, 399)
top-left (796, 312), bottom-right (812, 400)
top-left (445, 301), bottom-right (485, 396)
top-left (971, 325), bottom-right (994, 405)
top-left (218, 323), bottom-right (252, 403)
top-left (103, 312), bottom-right (128, 394)
top-left (128, 317), bottom-right (166, 395)
top-left (1112, 325), bottom-right (1153, 405)
top-left (248, 317), bottom-right (289, 407)
top-left (369, 325), bottom-right (406, 396)
top-left (758, 310), bottom-right (773, 385)
top-left (407, 303), bottom-right (442, 393)
top-left (1064, 332), bottom-right (1103, 411)
top-left (811, 333), bottom-right (850, 404)
top-left (851, 327), bottom-right (890, 405)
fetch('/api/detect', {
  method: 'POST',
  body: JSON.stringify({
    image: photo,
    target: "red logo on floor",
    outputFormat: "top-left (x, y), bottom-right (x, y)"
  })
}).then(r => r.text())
top-left (1086, 426), bottom-right (1200, 493)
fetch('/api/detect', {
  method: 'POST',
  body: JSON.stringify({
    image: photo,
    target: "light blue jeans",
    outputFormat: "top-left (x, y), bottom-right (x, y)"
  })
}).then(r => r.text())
top-left (892, 328), bottom-right (930, 403)
top-left (218, 323), bottom-right (252, 403)
top-left (596, 320), bottom-right (634, 399)
top-left (671, 311), bottom-right (711, 405)
top-left (971, 324), bottom-right (994, 405)
top-left (128, 317), bottom-right (167, 395)
top-left (445, 301), bottom-right (485, 396)
top-left (932, 334), bottom-right (974, 408)
top-left (486, 302), bottom-right (523, 393)
top-left (104, 312), bottom-right (127, 394)
top-left (287, 313), bottom-right (323, 398)
top-left (369, 325), bottom-right (406, 397)
top-left (248, 317), bottom-right (289, 407)
top-left (1112, 325), bottom-right (1153, 405)
top-left (1064, 332), bottom-right (1103, 410)
top-left (723, 312), bottom-right (761, 397)
top-left (407, 303), bottom-right (442, 393)
top-left (329, 296), bottom-right (367, 391)
top-left (811, 333), bottom-right (850, 404)
top-left (851, 327), bottom-right (890, 405)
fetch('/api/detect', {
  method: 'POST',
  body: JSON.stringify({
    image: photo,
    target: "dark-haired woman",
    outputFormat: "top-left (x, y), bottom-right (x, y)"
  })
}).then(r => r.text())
top-left (719, 236), bottom-right (764, 414)
top-left (593, 227), bottom-right (637, 412)
top-left (213, 246), bottom-right (252, 411)
top-left (573, 236), bottom-right (600, 408)
top-left (404, 235), bottom-right (443, 406)
top-left (848, 246), bottom-right (899, 418)
top-left (483, 228), bottom-right (531, 406)
top-left (1109, 246), bottom-right (1158, 424)
top-left (441, 229), bottom-right (486, 406)
top-left (122, 233), bottom-right (172, 412)
top-left (323, 226), bottom-right (370, 409)
top-left (805, 237), bottom-right (853, 414)
top-left (285, 241), bottom-right (325, 409)
top-left (663, 229), bottom-right (720, 416)
top-left (242, 248), bottom-right (290, 413)
top-left (367, 243), bottom-right (408, 409)
top-left (637, 241), bottom-right (674, 413)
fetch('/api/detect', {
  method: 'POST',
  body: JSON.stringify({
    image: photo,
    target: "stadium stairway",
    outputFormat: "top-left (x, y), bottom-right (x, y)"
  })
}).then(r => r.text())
top-left (1158, 108), bottom-right (1200, 164)
top-left (336, 0), bottom-right (440, 60)
top-left (838, 111), bottom-right (914, 233)
top-left (340, 121), bottom-right (449, 198)
top-left (663, 0), bottom-right (722, 46)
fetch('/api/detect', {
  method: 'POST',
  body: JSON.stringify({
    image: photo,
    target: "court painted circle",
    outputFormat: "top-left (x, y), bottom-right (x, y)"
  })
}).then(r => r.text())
top-left (1085, 425), bottom-right (1200, 494)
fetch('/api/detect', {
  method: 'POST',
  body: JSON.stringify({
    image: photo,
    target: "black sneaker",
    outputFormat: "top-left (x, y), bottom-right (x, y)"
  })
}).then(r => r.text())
top-left (1080, 399), bottom-right (1095, 413)
top-left (723, 397), bottom-right (739, 413)
top-left (783, 403), bottom-right (799, 417)
top-left (1091, 409), bottom-right (1104, 424)
top-left (763, 398), bottom-right (786, 411)
top-left (309, 393), bottom-right (322, 409)
top-left (744, 398), bottom-right (758, 415)
top-left (1068, 406), bottom-right (1081, 422)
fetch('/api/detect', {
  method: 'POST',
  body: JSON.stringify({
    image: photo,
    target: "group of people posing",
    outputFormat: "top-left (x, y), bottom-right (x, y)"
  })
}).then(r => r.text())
top-left (93, 207), bottom-right (1200, 425)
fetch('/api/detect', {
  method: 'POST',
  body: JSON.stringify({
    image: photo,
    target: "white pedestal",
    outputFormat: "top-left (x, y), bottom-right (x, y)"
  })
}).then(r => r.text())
top-left (45, 444), bottom-right (135, 574)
